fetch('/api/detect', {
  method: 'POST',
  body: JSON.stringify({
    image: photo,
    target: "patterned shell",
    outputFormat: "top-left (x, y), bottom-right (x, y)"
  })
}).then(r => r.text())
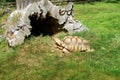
top-left (61, 36), bottom-right (91, 52)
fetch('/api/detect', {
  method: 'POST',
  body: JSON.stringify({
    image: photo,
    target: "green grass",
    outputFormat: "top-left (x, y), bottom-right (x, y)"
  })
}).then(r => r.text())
top-left (0, 2), bottom-right (120, 80)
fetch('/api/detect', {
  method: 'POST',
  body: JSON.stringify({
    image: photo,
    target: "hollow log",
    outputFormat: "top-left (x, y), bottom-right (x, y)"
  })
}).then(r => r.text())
top-left (3, 0), bottom-right (88, 47)
top-left (16, 0), bottom-right (41, 9)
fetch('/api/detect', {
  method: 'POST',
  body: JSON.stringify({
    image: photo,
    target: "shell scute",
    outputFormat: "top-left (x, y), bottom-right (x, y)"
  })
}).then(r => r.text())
top-left (62, 36), bottom-right (91, 52)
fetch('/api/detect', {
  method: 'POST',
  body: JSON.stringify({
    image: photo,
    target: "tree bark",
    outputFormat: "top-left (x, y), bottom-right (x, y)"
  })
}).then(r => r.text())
top-left (16, 0), bottom-right (41, 9)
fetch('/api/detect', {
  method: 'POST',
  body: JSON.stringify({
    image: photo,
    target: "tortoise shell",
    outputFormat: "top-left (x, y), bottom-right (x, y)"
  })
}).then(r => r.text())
top-left (62, 36), bottom-right (91, 52)
top-left (52, 36), bottom-right (93, 53)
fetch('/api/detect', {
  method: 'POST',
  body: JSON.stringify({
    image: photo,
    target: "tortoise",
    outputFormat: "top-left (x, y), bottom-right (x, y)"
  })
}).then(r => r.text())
top-left (52, 36), bottom-right (94, 54)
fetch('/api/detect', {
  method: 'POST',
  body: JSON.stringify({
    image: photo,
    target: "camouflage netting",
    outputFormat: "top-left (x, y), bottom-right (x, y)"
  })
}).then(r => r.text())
top-left (2, 0), bottom-right (88, 47)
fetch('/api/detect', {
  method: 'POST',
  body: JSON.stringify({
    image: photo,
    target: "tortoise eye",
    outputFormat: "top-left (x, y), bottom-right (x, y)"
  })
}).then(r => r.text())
top-left (59, 9), bottom-right (66, 16)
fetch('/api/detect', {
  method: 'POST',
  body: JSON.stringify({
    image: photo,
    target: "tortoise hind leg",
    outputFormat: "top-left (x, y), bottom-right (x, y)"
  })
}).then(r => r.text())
top-left (86, 48), bottom-right (94, 52)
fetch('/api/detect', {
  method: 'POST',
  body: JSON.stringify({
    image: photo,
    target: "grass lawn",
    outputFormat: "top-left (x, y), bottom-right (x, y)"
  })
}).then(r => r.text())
top-left (0, 2), bottom-right (120, 80)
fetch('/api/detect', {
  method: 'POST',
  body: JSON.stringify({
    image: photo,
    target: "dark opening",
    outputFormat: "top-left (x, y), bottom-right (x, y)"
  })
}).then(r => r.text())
top-left (29, 12), bottom-right (64, 36)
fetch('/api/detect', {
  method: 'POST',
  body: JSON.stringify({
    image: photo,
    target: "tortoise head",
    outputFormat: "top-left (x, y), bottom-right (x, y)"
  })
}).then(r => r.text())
top-left (52, 36), bottom-right (63, 46)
